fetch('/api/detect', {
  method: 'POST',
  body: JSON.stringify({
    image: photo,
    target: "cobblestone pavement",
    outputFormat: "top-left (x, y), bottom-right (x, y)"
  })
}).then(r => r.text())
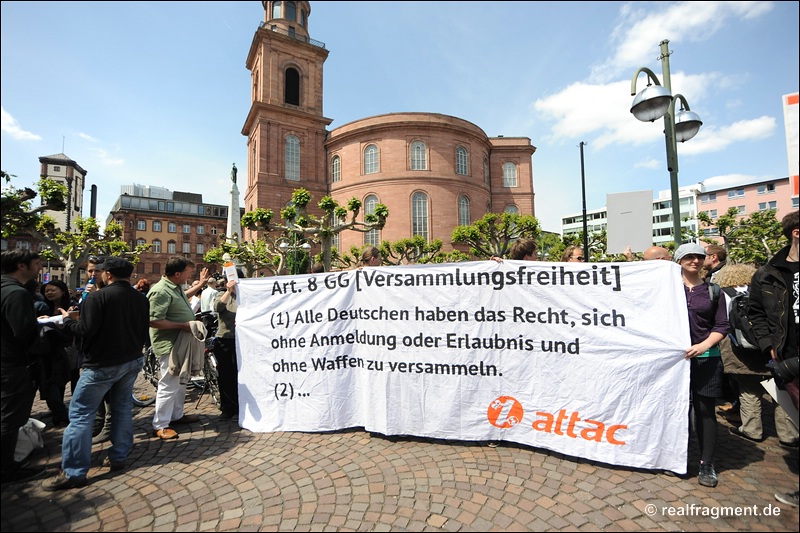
top-left (2, 386), bottom-right (797, 532)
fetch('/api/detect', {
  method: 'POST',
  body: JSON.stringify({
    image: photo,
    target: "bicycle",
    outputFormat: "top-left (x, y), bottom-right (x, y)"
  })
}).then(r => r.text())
top-left (132, 345), bottom-right (159, 407)
top-left (191, 336), bottom-right (221, 408)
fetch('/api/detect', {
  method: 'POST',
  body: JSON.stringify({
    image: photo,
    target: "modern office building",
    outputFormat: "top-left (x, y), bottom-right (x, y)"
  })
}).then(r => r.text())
top-left (241, 1), bottom-right (536, 253)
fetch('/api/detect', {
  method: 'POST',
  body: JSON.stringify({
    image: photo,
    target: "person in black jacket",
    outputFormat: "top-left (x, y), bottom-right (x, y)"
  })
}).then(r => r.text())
top-left (42, 257), bottom-right (150, 491)
top-left (749, 210), bottom-right (799, 508)
top-left (1, 250), bottom-right (44, 484)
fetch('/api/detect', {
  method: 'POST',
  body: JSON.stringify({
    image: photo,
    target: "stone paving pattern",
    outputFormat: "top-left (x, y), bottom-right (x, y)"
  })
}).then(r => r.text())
top-left (2, 387), bottom-right (797, 532)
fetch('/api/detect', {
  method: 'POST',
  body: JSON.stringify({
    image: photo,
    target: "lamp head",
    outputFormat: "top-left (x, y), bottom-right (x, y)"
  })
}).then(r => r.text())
top-left (630, 85), bottom-right (672, 122)
top-left (301, 242), bottom-right (312, 251)
top-left (674, 109), bottom-right (703, 142)
top-left (278, 242), bottom-right (289, 252)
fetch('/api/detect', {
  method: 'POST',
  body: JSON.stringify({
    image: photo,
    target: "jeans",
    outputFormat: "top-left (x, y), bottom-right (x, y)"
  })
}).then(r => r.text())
top-left (61, 357), bottom-right (143, 479)
top-left (214, 338), bottom-right (239, 415)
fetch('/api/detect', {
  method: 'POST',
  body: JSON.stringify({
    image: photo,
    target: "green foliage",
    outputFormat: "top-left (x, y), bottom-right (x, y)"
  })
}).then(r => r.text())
top-left (451, 212), bottom-right (539, 259)
top-left (698, 208), bottom-right (784, 265)
top-left (1, 175), bottom-right (67, 237)
top-left (239, 187), bottom-right (389, 273)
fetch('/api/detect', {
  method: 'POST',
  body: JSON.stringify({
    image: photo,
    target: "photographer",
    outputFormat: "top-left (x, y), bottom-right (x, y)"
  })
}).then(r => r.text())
top-left (749, 211), bottom-right (799, 507)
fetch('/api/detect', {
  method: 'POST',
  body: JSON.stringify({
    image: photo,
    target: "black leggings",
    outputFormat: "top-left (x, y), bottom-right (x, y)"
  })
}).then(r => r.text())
top-left (692, 392), bottom-right (717, 464)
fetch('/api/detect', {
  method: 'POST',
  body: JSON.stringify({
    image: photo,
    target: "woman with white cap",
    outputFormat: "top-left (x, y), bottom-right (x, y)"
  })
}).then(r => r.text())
top-left (674, 242), bottom-right (730, 488)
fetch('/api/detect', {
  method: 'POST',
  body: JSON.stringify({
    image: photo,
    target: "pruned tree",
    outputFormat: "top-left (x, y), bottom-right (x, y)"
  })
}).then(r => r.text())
top-left (698, 207), bottom-right (784, 264)
top-left (451, 212), bottom-right (540, 259)
top-left (2, 172), bottom-right (146, 287)
top-left (240, 188), bottom-right (389, 273)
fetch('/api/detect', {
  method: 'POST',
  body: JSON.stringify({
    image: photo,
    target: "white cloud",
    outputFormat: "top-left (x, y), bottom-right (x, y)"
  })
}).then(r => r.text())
top-left (679, 116), bottom-right (776, 154)
top-left (89, 147), bottom-right (124, 166)
top-left (1, 107), bottom-right (42, 141)
top-left (634, 157), bottom-right (661, 169)
top-left (78, 132), bottom-right (99, 143)
top-left (700, 173), bottom-right (773, 190)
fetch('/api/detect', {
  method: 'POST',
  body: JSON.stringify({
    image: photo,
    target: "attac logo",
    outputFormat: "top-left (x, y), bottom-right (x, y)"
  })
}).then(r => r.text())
top-left (487, 396), bottom-right (524, 428)
top-left (486, 397), bottom-right (628, 445)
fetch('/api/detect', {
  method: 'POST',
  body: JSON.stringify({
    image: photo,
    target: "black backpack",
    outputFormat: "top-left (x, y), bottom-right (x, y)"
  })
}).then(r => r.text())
top-left (721, 287), bottom-right (762, 358)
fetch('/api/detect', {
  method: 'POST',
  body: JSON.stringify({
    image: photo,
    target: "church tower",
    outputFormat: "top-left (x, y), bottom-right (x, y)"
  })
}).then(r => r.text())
top-left (242, 1), bottom-right (331, 234)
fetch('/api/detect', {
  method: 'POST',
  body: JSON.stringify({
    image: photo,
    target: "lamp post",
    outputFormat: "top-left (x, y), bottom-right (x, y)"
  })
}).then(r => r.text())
top-left (278, 237), bottom-right (312, 275)
top-left (579, 141), bottom-right (590, 262)
top-left (630, 39), bottom-right (702, 247)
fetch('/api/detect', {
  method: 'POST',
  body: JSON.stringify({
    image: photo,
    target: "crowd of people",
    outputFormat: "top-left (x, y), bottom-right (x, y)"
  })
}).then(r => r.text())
top-left (0, 212), bottom-right (796, 507)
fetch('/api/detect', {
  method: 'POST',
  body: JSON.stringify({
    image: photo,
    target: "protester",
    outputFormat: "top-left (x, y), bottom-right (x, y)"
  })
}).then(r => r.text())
top-left (359, 246), bottom-right (382, 267)
top-left (214, 276), bottom-right (240, 420)
top-left (509, 238), bottom-right (538, 261)
top-left (702, 244), bottom-right (727, 283)
top-left (200, 278), bottom-right (219, 315)
top-left (148, 257), bottom-right (206, 440)
top-left (42, 257), bottom-right (150, 491)
top-left (1, 250), bottom-right (44, 484)
top-left (561, 245), bottom-right (584, 262)
top-left (643, 246), bottom-right (672, 261)
top-left (32, 280), bottom-right (76, 427)
top-left (749, 210), bottom-right (799, 507)
top-left (715, 263), bottom-right (797, 446)
top-left (674, 242), bottom-right (729, 488)
top-left (134, 278), bottom-right (150, 294)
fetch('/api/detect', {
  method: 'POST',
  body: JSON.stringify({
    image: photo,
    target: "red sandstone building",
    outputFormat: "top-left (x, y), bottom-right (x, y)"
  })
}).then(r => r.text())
top-left (241, 1), bottom-right (536, 253)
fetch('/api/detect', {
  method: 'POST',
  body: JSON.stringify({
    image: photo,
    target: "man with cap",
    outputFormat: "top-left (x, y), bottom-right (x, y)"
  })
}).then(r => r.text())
top-left (43, 257), bottom-right (150, 491)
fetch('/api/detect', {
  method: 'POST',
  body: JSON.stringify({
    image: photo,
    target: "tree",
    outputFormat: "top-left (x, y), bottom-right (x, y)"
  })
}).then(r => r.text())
top-left (204, 238), bottom-right (281, 277)
top-left (2, 172), bottom-right (145, 287)
top-left (451, 212), bottom-right (540, 259)
top-left (240, 188), bottom-right (389, 273)
top-left (327, 237), bottom-right (470, 270)
top-left (698, 208), bottom-right (784, 265)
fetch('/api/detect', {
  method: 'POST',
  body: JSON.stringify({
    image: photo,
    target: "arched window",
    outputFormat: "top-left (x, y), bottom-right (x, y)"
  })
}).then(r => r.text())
top-left (285, 1), bottom-right (296, 21)
top-left (331, 155), bottom-right (341, 182)
top-left (272, 1), bottom-right (281, 19)
top-left (458, 195), bottom-right (470, 226)
top-left (483, 158), bottom-right (489, 184)
top-left (503, 162), bottom-right (518, 187)
top-left (364, 195), bottom-right (380, 246)
top-left (411, 141), bottom-right (427, 170)
top-left (152, 239), bottom-right (162, 254)
top-left (364, 144), bottom-right (379, 174)
top-left (285, 67), bottom-right (300, 106)
top-left (456, 146), bottom-right (468, 175)
top-left (168, 241), bottom-right (176, 254)
top-left (286, 135), bottom-right (300, 181)
top-left (504, 205), bottom-right (519, 215)
top-left (136, 238), bottom-right (146, 248)
top-left (412, 192), bottom-right (429, 240)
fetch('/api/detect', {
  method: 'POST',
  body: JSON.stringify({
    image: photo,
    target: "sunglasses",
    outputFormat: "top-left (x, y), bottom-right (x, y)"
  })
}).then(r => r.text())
top-left (573, 256), bottom-right (585, 261)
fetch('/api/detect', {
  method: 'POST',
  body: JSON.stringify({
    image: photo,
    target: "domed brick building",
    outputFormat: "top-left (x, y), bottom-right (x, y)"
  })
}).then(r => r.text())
top-left (242, 1), bottom-right (536, 255)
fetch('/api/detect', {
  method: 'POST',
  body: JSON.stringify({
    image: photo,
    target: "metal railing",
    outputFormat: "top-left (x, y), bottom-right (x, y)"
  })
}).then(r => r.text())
top-left (259, 22), bottom-right (326, 49)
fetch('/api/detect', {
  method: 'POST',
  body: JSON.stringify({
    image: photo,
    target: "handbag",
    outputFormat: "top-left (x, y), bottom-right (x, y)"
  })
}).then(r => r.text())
top-left (65, 341), bottom-right (83, 371)
top-left (14, 418), bottom-right (46, 462)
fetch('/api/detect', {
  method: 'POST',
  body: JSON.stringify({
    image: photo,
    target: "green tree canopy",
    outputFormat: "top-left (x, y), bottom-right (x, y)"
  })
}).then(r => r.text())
top-left (451, 212), bottom-right (540, 259)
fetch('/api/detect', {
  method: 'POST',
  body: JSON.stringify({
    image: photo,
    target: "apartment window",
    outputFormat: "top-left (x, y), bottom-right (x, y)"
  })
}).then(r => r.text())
top-left (411, 141), bottom-right (427, 170)
top-left (757, 183), bottom-right (776, 194)
top-left (331, 155), bottom-right (341, 182)
top-left (136, 238), bottom-right (146, 247)
top-left (183, 224), bottom-right (191, 234)
top-left (412, 192), bottom-right (429, 240)
top-left (503, 162), bottom-right (518, 187)
top-left (737, 205), bottom-right (746, 215)
top-left (758, 201), bottom-right (777, 211)
top-left (364, 195), bottom-right (380, 247)
top-left (728, 188), bottom-right (745, 199)
top-left (458, 195), bottom-right (470, 226)
top-left (16, 241), bottom-right (31, 250)
top-left (182, 242), bottom-right (191, 254)
top-left (53, 166), bottom-right (61, 172)
top-left (196, 244), bottom-right (205, 255)
top-left (456, 146), bottom-right (468, 175)
top-left (793, 197), bottom-right (799, 209)
top-left (197, 225), bottom-right (204, 235)
top-left (710, 209), bottom-right (718, 219)
top-left (364, 144), bottom-right (379, 174)
top-left (137, 220), bottom-right (146, 231)
top-left (152, 239), bottom-right (162, 253)
top-left (152, 262), bottom-right (161, 274)
top-left (700, 193), bottom-right (716, 204)
top-left (211, 227), bottom-right (218, 235)
top-left (286, 135), bottom-right (300, 181)
top-left (152, 221), bottom-right (162, 232)
top-left (168, 222), bottom-right (177, 233)
top-left (168, 241), bottom-right (176, 254)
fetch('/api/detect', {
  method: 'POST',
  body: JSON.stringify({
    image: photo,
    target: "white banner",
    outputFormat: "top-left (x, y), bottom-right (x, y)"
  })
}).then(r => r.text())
top-left (236, 260), bottom-right (691, 473)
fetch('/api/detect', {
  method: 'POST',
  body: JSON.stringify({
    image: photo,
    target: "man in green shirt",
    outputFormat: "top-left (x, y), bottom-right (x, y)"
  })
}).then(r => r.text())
top-left (147, 257), bottom-right (207, 440)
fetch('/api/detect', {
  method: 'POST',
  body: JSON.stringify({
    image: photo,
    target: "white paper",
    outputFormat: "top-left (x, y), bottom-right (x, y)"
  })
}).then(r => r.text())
top-left (761, 378), bottom-right (799, 426)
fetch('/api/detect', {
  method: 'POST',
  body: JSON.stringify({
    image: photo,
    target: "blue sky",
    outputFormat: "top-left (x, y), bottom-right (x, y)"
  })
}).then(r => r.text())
top-left (2, 1), bottom-right (798, 233)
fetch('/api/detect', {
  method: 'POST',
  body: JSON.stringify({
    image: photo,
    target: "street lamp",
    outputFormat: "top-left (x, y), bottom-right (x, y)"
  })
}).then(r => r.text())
top-left (278, 237), bottom-right (312, 275)
top-left (630, 39), bottom-right (702, 246)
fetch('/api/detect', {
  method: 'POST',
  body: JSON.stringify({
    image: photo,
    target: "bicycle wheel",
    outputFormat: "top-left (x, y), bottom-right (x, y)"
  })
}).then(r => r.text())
top-left (132, 349), bottom-right (159, 407)
top-left (206, 353), bottom-right (221, 407)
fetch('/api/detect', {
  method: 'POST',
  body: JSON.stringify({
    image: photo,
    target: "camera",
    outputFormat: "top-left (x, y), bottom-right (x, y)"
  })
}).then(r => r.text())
top-left (767, 357), bottom-right (799, 382)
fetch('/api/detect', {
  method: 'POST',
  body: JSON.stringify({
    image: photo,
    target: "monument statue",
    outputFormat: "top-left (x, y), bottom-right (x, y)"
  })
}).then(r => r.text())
top-left (231, 163), bottom-right (237, 183)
